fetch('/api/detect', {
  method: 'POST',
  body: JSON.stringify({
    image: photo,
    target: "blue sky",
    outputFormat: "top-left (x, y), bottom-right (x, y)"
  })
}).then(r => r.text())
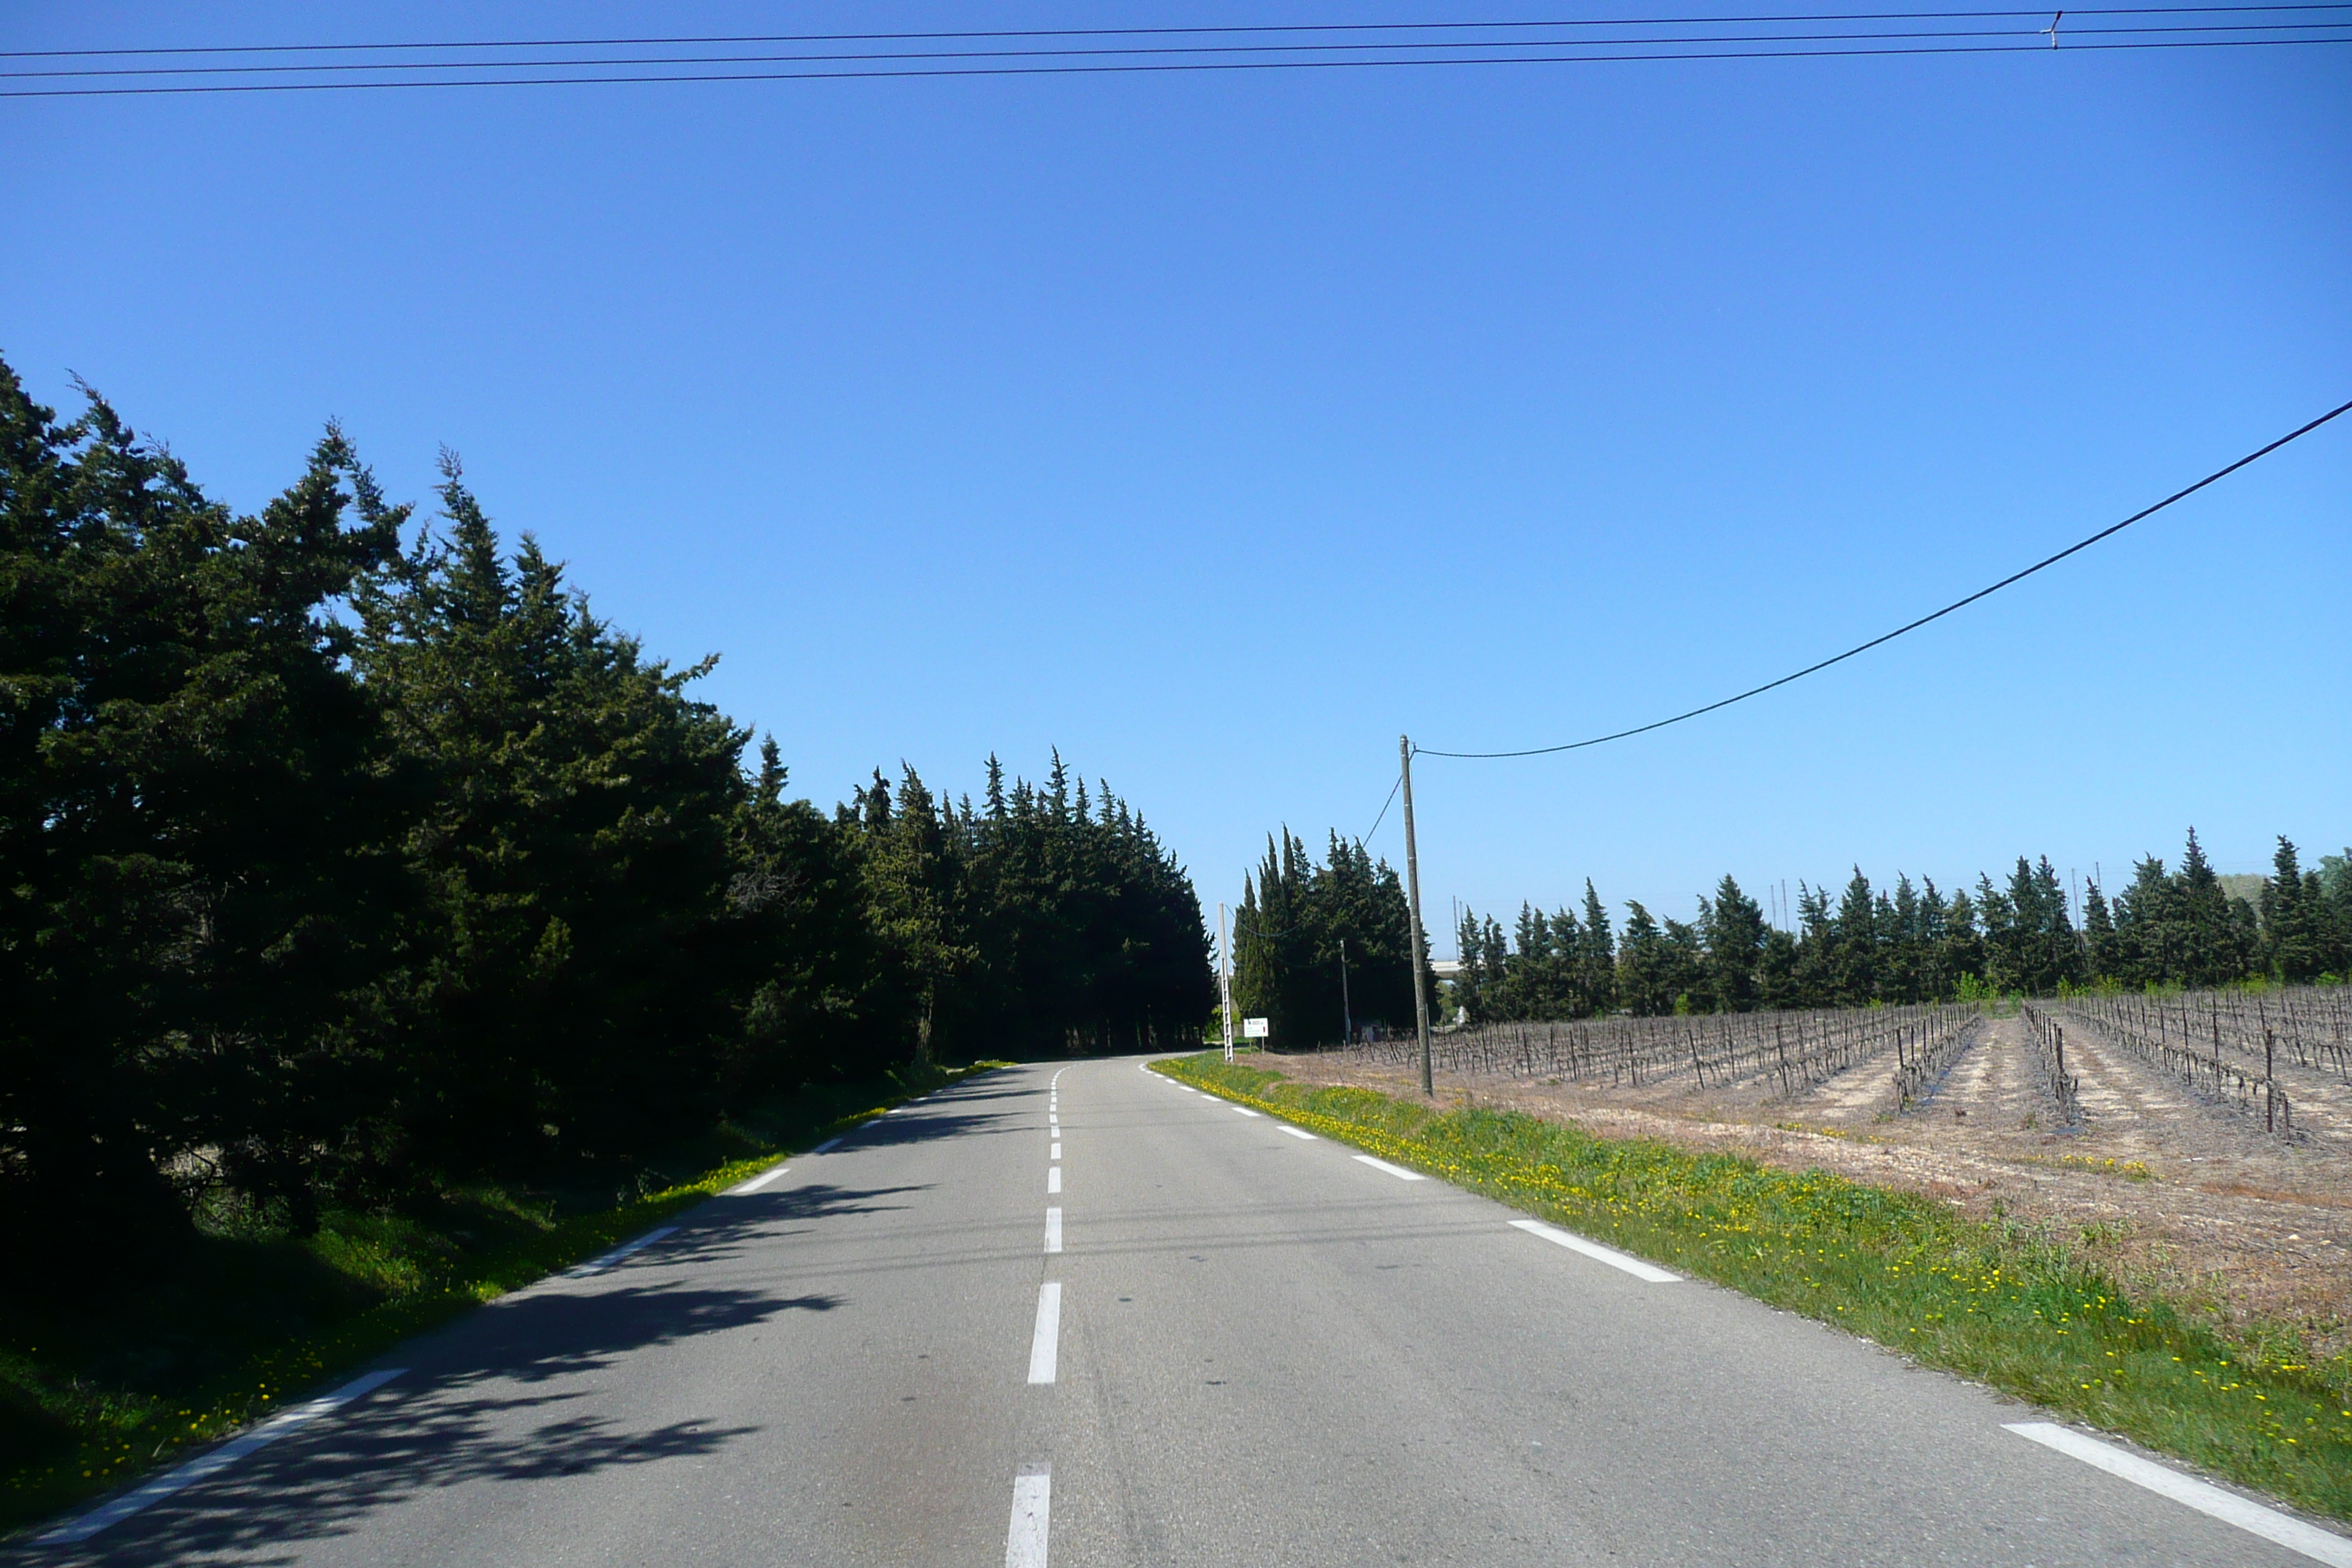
top-left (4, 4), bottom-right (2346, 952)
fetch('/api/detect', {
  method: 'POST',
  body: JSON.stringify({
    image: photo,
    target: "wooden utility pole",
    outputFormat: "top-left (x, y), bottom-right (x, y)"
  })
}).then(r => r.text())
top-left (1400, 735), bottom-right (1433, 1097)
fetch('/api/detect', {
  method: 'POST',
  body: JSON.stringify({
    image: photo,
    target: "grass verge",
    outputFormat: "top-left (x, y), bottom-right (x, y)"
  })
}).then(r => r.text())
top-left (1155, 1052), bottom-right (2352, 1526)
top-left (0, 1060), bottom-right (1006, 1538)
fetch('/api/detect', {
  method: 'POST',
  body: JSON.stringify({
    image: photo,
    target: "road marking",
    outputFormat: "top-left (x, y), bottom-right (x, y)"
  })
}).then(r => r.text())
top-left (1353, 1155), bottom-right (1425, 1182)
top-left (1006, 1463), bottom-right (1052, 1568)
top-left (813, 1136), bottom-right (843, 1153)
top-left (1047, 1166), bottom-right (1062, 1194)
top-left (1280, 1126), bottom-right (1315, 1140)
top-left (1050, 1141), bottom-right (1062, 1159)
top-left (1509, 1219), bottom-right (1681, 1283)
top-left (1044, 1207), bottom-right (1063, 1254)
top-left (565, 1225), bottom-right (679, 1278)
top-left (1027, 1283), bottom-right (1063, 1384)
top-left (39, 1368), bottom-right (407, 1544)
top-left (1232, 1107), bottom-right (1261, 1117)
top-left (728, 1164), bottom-right (791, 1195)
top-left (2005, 1422), bottom-right (2352, 1566)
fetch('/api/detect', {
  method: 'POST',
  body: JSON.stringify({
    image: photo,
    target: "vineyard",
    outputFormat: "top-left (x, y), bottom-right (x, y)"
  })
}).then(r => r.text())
top-left (2054, 985), bottom-right (2352, 1139)
top-left (1341, 985), bottom-right (2352, 1147)
top-left (1286, 983), bottom-right (2352, 1363)
top-left (1353, 1003), bottom-right (1982, 1115)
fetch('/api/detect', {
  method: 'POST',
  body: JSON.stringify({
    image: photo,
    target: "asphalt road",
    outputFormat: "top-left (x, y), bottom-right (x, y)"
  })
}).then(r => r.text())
top-left (23, 1057), bottom-right (2347, 1567)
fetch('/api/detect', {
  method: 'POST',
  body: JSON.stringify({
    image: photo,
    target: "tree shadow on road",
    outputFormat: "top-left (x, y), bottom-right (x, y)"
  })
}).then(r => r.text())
top-left (46, 1281), bottom-right (837, 1567)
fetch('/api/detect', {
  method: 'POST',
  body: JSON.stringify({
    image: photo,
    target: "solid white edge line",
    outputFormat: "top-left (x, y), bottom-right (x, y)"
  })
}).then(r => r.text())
top-left (728, 1163), bottom-right (791, 1195)
top-left (2005, 1422), bottom-right (2352, 1566)
top-left (1006, 1463), bottom-right (1052, 1568)
top-left (1353, 1154), bottom-right (1425, 1182)
top-left (1232, 1107), bottom-right (1260, 1117)
top-left (39, 1368), bottom-right (407, 1544)
top-left (1044, 1207), bottom-right (1063, 1254)
top-left (1508, 1218), bottom-right (1681, 1284)
top-left (1047, 1166), bottom-right (1062, 1194)
top-left (812, 1136), bottom-right (843, 1153)
top-left (1027, 1283), bottom-right (1063, 1384)
top-left (565, 1224), bottom-right (680, 1278)
top-left (1280, 1126), bottom-right (1316, 1140)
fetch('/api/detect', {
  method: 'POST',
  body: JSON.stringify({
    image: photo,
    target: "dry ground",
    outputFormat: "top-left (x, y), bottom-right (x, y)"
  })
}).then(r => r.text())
top-left (1271, 1011), bottom-right (2352, 1360)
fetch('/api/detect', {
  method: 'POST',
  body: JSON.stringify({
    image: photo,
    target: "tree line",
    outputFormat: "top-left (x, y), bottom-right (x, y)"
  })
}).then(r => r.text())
top-left (1452, 829), bottom-right (2351, 1024)
top-left (1229, 830), bottom-right (1436, 1045)
top-left (0, 363), bottom-right (1212, 1268)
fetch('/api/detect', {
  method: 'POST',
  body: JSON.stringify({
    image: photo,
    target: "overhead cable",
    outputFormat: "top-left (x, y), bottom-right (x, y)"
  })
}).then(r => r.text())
top-left (7, 4), bottom-right (2342, 59)
top-left (1414, 397), bottom-right (2352, 760)
top-left (4, 8), bottom-right (2346, 95)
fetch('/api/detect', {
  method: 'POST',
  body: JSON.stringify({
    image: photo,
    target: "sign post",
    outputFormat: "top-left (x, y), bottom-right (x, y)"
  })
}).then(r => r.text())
top-left (1242, 1017), bottom-right (1270, 1053)
top-left (1219, 902), bottom-right (1236, 1063)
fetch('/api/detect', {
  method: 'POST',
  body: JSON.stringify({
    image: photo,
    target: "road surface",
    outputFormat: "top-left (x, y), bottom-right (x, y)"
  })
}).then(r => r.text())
top-left (22, 1058), bottom-right (2347, 1566)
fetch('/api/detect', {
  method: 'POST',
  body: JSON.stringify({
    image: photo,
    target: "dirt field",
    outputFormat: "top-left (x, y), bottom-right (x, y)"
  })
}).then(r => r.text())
top-left (1270, 1009), bottom-right (2352, 1360)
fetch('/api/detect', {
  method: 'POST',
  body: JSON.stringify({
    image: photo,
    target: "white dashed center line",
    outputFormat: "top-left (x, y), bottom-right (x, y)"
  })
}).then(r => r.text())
top-left (1047, 1166), bottom-right (1062, 1194)
top-left (1027, 1283), bottom-right (1063, 1384)
top-left (1006, 1464), bottom-right (1052, 1568)
top-left (1050, 1141), bottom-right (1062, 1160)
top-left (1044, 1207), bottom-right (1063, 1254)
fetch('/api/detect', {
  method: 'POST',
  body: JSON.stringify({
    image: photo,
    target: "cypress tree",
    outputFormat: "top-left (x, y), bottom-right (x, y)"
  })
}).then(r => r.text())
top-left (1700, 875), bottom-right (1766, 1012)
top-left (1578, 880), bottom-right (1618, 1016)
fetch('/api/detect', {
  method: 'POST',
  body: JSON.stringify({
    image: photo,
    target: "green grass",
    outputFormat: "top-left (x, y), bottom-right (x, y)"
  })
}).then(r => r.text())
top-left (1156, 1053), bottom-right (2352, 1526)
top-left (0, 1060), bottom-right (1006, 1537)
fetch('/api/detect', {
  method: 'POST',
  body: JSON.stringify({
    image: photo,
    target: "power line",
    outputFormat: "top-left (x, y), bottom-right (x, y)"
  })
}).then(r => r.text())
top-left (1415, 396), bottom-right (2352, 761)
top-left (7, 20), bottom-right (2343, 83)
top-left (4, 24), bottom-right (2345, 95)
top-left (0, 7), bottom-right (2300, 62)
top-left (1363, 774), bottom-right (1405, 846)
top-left (7, 4), bottom-right (2340, 59)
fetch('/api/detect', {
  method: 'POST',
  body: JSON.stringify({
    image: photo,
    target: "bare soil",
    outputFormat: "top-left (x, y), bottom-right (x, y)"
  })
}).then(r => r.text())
top-left (1271, 1014), bottom-right (2352, 1360)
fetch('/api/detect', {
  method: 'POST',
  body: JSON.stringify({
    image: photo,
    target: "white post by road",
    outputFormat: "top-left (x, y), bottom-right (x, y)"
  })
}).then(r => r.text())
top-left (1220, 901), bottom-right (1235, 1063)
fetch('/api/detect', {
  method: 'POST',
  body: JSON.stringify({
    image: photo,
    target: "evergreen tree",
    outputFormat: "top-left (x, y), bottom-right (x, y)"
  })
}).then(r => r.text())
top-left (1831, 870), bottom-right (1880, 1006)
top-left (1, 374), bottom-right (406, 1258)
top-left (1616, 902), bottom-right (1677, 1016)
top-left (1576, 881), bottom-right (1618, 1016)
top-left (2081, 877), bottom-right (2120, 981)
top-left (352, 459), bottom-right (751, 1178)
top-left (1700, 875), bottom-right (1766, 1012)
top-left (2261, 837), bottom-right (2324, 983)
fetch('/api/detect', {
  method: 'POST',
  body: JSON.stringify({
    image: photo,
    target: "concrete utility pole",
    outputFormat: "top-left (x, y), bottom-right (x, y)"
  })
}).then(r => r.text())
top-left (1400, 735), bottom-right (1433, 1097)
top-left (1219, 902), bottom-right (1236, 1064)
